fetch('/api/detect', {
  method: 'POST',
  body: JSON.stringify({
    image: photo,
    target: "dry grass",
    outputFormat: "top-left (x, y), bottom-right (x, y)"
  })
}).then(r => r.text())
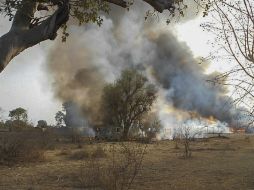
top-left (0, 131), bottom-right (52, 165)
top-left (91, 146), bottom-right (107, 159)
top-left (0, 134), bottom-right (254, 189)
top-left (76, 142), bottom-right (146, 190)
top-left (57, 148), bottom-right (72, 156)
top-left (69, 150), bottom-right (90, 160)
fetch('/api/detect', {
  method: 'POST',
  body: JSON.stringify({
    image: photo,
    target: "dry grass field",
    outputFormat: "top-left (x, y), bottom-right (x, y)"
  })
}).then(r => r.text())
top-left (1, 134), bottom-right (254, 190)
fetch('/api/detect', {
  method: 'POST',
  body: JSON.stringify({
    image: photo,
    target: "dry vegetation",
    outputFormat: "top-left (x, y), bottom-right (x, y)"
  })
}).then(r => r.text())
top-left (1, 134), bottom-right (254, 190)
top-left (0, 130), bottom-right (55, 166)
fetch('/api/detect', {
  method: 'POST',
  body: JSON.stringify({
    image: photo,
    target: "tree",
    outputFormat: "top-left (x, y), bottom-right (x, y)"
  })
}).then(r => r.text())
top-left (0, 0), bottom-right (204, 73)
top-left (55, 110), bottom-right (66, 127)
top-left (9, 107), bottom-right (28, 122)
top-left (0, 107), bottom-right (4, 121)
top-left (140, 115), bottom-right (162, 139)
top-left (0, 108), bottom-right (5, 128)
top-left (101, 69), bottom-right (157, 140)
top-left (8, 107), bottom-right (28, 128)
top-left (175, 124), bottom-right (192, 158)
top-left (202, 0), bottom-right (254, 126)
top-left (37, 120), bottom-right (47, 128)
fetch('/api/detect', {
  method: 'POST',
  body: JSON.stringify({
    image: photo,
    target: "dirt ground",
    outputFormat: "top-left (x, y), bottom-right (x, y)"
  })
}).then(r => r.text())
top-left (1, 134), bottom-right (254, 190)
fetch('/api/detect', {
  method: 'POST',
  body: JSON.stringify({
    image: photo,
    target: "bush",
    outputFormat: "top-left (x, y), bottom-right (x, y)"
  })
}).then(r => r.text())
top-left (91, 146), bottom-right (107, 158)
top-left (57, 148), bottom-right (71, 156)
top-left (78, 160), bottom-right (102, 189)
top-left (0, 131), bottom-right (48, 165)
top-left (70, 150), bottom-right (90, 160)
top-left (77, 142), bottom-right (147, 190)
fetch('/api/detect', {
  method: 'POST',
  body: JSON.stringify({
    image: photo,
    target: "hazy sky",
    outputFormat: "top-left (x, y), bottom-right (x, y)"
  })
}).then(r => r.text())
top-left (0, 11), bottom-right (216, 125)
top-left (0, 17), bottom-right (61, 124)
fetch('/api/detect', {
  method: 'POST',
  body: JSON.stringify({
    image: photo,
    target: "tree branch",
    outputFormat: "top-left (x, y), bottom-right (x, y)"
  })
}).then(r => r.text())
top-left (143, 0), bottom-right (175, 13)
top-left (103, 0), bottom-right (175, 12)
top-left (0, 0), bottom-right (175, 73)
top-left (0, 1), bottom-right (69, 73)
top-left (11, 0), bottom-right (37, 31)
top-left (104, 0), bottom-right (127, 8)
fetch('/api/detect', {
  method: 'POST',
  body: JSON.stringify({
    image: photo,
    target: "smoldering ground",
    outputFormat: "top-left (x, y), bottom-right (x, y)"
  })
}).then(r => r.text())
top-left (46, 1), bottom-right (244, 132)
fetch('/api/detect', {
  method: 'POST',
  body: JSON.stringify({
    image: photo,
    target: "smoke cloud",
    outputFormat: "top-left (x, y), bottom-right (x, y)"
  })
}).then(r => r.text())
top-left (46, 1), bottom-right (244, 137)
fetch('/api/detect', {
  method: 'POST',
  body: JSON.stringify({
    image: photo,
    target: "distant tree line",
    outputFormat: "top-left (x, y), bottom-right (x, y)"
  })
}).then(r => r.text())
top-left (0, 69), bottom-right (162, 141)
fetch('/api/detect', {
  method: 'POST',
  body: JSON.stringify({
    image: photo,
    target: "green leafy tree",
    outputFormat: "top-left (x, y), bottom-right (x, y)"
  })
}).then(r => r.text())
top-left (0, 0), bottom-right (206, 73)
top-left (8, 107), bottom-right (28, 128)
top-left (55, 110), bottom-right (66, 127)
top-left (37, 120), bottom-right (48, 128)
top-left (9, 107), bottom-right (28, 122)
top-left (101, 69), bottom-right (157, 140)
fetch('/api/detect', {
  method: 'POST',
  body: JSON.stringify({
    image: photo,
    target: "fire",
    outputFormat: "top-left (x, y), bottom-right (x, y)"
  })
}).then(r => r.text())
top-left (207, 116), bottom-right (217, 124)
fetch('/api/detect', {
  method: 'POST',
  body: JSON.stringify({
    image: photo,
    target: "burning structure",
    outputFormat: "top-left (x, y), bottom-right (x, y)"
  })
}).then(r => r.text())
top-left (47, 2), bottom-right (247, 139)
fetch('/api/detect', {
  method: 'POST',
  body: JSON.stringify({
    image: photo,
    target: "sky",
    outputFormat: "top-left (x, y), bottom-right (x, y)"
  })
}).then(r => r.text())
top-left (0, 17), bottom-right (61, 124)
top-left (0, 8), bottom-right (218, 125)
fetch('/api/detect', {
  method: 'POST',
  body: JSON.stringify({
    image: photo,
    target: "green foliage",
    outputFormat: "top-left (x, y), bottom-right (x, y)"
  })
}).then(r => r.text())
top-left (0, 0), bottom-right (109, 41)
top-left (70, 0), bottom-right (109, 26)
top-left (101, 69), bottom-right (157, 139)
top-left (0, 0), bottom-right (212, 41)
top-left (37, 120), bottom-right (47, 128)
top-left (55, 110), bottom-right (66, 127)
top-left (8, 107), bottom-right (28, 122)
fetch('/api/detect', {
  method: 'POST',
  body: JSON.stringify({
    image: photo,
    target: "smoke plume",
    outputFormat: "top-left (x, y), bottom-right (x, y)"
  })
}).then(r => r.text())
top-left (47, 1), bottom-right (243, 137)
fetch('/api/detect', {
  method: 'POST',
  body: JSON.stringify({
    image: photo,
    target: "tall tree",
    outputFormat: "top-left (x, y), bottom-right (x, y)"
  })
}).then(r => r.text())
top-left (55, 110), bottom-right (66, 127)
top-left (37, 120), bottom-right (48, 128)
top-left (0, 0), bottom-right (205, 73)
top-left (101, 69), bottom-right (157, 140)
top-left (9, 107), bottom-right (28, 122)
top-left (203, 0), bottom-right (254, 126)
top-left (0, 107), bottom-right (3, 121)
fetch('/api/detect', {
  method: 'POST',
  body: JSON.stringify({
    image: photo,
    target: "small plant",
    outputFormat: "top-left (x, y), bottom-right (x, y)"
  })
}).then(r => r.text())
top-left (78, 159), bottom-right (102, 189)
top-left (91, 146), bottom-right (107, 159)
top-left (0, 131), bottom-right (47, 165)
top-left (245, 136), bottom-right (250, 142)
top-left (70, 150), bottom-right (89, 160)
top-left (174, 125), bottom-right (193, 159)
top-left (173, 129), bottom-right (180, 149)
top-left (70, 128), bottom-right (82, 144)
top-left (77, 143), bottom-right (83, 149)
top-left (77, 142), bottom-right (147, 190)
top-left (57, 148), bottom-right (71, 156)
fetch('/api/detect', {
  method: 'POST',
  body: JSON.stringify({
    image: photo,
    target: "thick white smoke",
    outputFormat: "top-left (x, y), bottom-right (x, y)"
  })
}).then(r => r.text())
top-left (47, 1), bottom-right (243, 138)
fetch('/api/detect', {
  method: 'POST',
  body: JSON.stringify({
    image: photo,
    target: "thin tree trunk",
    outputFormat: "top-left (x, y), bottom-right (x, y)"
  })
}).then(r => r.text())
top-left (122, 126), bottom-right (130, 140)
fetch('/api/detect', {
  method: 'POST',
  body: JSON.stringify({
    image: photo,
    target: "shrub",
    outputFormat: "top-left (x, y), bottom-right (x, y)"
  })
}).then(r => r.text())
top-left (77, 142), bottom-right (147, 190)
top-left (78, 160), bottom-right (102, 189)
top-left (70, 150), bottom-right (90, 160)
top-left (0, 131), bottom-right (47, 165)
top-left (57, 148), bottom-right (71, 156)
top-left (91, 146), bottom-right (107, 158)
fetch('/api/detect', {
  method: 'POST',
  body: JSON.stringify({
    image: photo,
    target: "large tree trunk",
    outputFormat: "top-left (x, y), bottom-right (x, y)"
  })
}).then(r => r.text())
top-left (0, 0), bottom-right (174, 73)
top-left (0, 1), bottom-right (69, 73)
top-left (122, 125), bottom-right (130, 140)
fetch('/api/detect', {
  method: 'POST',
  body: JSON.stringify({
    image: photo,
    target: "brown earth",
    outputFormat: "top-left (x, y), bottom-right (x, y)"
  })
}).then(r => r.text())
top-left (0, 134), bottom-right (254, 190)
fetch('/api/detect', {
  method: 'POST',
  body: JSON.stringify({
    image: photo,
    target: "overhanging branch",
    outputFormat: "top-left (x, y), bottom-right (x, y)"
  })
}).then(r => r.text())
top-left (0, 0), bottom-right (70, 73)
top-left (103, 0), bottom-right (175, 12)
